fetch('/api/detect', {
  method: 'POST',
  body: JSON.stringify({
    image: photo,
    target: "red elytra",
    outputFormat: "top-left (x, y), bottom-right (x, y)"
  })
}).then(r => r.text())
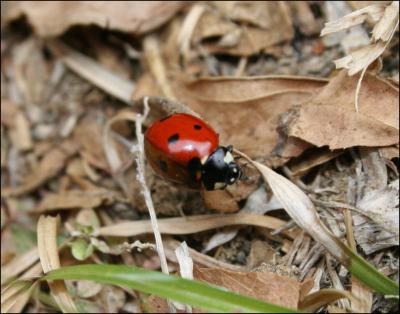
top-left (144, 113), bottom-right (241, 190)
top-left (145, 113), bottom-right (219, 164)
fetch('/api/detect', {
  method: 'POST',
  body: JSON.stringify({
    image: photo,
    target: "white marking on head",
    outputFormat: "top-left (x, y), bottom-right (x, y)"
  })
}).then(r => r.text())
top-left (214, 182), bottom-right (226, 189)
top-left (233, 168), bottom-right (237, 173)
top-left (224, 151), bottom-right (234, 164)
top-left (230, 178), bottom-right (235, 183)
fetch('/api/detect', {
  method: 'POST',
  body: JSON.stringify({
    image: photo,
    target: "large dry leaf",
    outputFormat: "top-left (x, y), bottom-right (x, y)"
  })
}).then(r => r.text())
top-left (2, 139), bottom-right (78, 196)
top-left (148, 267), bottom-right (307, 312)
top-left (281, 70), bottom-right (399, 150)
top-left (4, 1), bottom-right (185, 37)
top-left (170, 76), bottom-right (327, 164)
top-left (194, 267), bottom-right (301, 309)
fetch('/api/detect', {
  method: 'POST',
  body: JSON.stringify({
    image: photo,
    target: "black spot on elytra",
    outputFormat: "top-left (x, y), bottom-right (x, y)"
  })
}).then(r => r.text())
top-left (168, 133), bottom-right (180, 144)
top-left (194, 124), bottom-right (202, 130)
top-left (159, 115), bottom-right (172, 122)
top-left (159, 160), bottom-right (168, 173)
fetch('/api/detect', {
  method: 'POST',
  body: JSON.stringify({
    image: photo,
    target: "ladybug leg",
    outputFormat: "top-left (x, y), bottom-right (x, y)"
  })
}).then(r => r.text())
top-left (226, 145), bottom-right (233, 153)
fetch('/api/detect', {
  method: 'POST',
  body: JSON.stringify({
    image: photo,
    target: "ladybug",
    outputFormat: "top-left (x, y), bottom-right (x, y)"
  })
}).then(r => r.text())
top-left (144, 113), bottom-right (241, 191)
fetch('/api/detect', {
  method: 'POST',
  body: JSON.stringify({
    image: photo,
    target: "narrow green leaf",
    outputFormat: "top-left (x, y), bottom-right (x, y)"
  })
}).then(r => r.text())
top-left (43, 264), bottom-right (299, 313)
top-left (346, 247), bottom-right (399, 296)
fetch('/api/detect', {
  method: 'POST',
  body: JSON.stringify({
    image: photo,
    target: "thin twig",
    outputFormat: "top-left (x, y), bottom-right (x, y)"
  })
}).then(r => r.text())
top-left (354, 66), bottom-right (367, 113)
top-left (134, 97), bottom-right (173, 312)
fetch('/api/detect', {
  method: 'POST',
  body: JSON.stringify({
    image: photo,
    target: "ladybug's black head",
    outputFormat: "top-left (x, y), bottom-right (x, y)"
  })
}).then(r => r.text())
top-left (201, 146), bottom-right (241, 191)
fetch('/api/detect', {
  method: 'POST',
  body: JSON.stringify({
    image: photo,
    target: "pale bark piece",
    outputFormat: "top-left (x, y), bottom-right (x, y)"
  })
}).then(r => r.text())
top-left (284, 70), bottom-right (399, 150)
top-left (4, 1), bottom-right (186, 37)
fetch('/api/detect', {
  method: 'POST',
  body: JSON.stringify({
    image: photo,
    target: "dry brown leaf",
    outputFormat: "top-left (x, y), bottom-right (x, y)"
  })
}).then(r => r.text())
top-left (288, 148), bottom-right (344, 177)
top-left (2, 139), bottom-right (78, 197)
top-left (194, 267), bottom-right (301, 309)
top-left (281, 70), bottom-right (399, 150)
top-left (36, 189), bottom-right (116, 212)
top-left (192, 2), bottom-right (293, 56)
top-left (37, 215), bottom-right (78, 313)
top-left (99, 213), bottom-right (294, 238)
top-left (201, 189), bottom-right (240, 213)
top-left (299, 288), bottom-right (355, 312)
top-left (4, 1), bottom-right (185, 37)
top-left (169, 76), bottom-right (328, 164)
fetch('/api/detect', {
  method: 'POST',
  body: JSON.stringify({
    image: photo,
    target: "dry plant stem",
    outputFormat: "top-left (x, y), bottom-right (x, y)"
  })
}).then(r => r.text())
top-left (354, 66), bottom-right (367, 113)
top-left (135, 97), bottom-right (173, 311)
top-left (178, 3), bottom-right (206, 65)
top-left (143, 36), bottom-right (176, 100)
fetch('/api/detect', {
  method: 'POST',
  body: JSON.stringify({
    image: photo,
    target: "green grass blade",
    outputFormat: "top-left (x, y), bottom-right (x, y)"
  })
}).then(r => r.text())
top-left (43, 264), bottom-right (299, 313)
top-left (346, 248), bottom-right (399, 296)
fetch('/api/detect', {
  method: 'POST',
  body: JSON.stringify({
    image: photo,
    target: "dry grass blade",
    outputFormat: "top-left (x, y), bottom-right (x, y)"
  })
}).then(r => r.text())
top-left (98, 213), bottom-right (293, 238)
top-left (143, 36), bottom-right (176, 100)
top-left (234, 150), bottom-right (348, 264)
top-left (299, 288), bottom-right (356, 312)
top-left (37, 215), bottom-right (77, 313)
top-left (178, 3), bottom-right (206, 64)
top-left (1, 280), bottom-right (35, 313)
top-left (46, 40), bottom-right (135, 105)
top-left (1, 247), bottom-right (39, 284)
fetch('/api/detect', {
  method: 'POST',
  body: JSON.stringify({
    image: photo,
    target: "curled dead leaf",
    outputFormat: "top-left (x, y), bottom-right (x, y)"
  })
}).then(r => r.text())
top-left (280, 70), bottom-right (399, 150)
